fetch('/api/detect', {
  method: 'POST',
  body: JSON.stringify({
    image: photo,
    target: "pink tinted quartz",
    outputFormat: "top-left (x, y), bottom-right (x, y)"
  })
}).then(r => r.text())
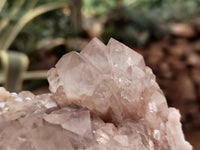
top-left (0, 38), bottom-right (192, 150)
top-left (47, 38), bottom-right (192, 150)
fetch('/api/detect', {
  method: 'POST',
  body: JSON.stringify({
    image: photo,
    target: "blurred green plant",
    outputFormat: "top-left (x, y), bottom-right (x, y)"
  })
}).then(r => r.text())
top-left (0, 0), bottom-right (67, 92)
top-left (84, 0), bottom-right (200, 46)
top-left (1, 0), bottom-right (199, 92)
top-left (11, 0), bottom-right (85, 55)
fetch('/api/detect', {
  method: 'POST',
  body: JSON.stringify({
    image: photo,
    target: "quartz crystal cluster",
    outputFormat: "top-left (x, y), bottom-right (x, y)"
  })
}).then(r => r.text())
top-left (0, 38), bottom-right (192, 150)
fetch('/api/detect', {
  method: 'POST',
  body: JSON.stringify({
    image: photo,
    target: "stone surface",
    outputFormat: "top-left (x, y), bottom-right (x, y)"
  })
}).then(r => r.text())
top-left (0, 38), bottom-right (192, 149)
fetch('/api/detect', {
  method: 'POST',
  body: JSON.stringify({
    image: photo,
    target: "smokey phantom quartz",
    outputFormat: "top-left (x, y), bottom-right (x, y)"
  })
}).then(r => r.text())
top-left (0, 38), bottom-right (192, 150)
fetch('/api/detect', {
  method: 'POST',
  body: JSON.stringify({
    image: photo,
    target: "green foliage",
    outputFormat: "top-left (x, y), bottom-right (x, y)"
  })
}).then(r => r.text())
top-left (101, 0), bottom-right (200, 46)
top-left (0, 0), bottom-right (199, 92)
top-left (0, 0), bottom-right (67, 51)
top-left (83, 0), bottom-right (116, 18)
top-left (127, 0), bottom-right (200, 22)
top-left (0, 0), bottom-right (67, 92)
top-left (12, 3), bottom-right (80, 54)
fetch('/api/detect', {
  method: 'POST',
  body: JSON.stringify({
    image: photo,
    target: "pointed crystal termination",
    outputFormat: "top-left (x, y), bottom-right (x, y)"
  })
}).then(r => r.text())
top-left (47, 37), bottom-right (192, 149)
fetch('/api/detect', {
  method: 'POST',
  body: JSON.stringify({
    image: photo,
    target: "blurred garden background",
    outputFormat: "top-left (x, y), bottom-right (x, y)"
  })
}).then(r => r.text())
top-left (0, 0), bottom-right (200, 149)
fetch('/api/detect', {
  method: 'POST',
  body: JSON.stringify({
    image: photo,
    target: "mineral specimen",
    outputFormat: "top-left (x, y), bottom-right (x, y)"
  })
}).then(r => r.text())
top-left (0, 38), bottom-right (192, 150)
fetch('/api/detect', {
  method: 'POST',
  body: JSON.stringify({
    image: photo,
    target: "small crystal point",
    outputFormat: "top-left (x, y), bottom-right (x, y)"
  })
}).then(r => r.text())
top-left (55, 51), bottom-right (100, 102)
top-left (107, 38), bottom-right (146, 69)
top-left (81, 37), bottom-right (111, 73)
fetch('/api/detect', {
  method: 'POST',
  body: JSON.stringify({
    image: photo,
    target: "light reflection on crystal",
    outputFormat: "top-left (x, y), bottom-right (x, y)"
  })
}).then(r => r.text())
top-left (0, 102), bottom-right (6, 108)
top-left (33, 110), bottom-right (38, 114)
top-left (148, 102), bottom-right (158, 113)
top-left (25, 97), bottom-right (32, 101)
top-left (126, 57), bottom-right (132, 65)
top-left (11, 92), bottom-right (17, 96)
top-left (14, 97), bottom-right (23, 102)
top-left (113, 135), bottom-right (129, 146)
top-left (153, 129), bottom-right (160, 140)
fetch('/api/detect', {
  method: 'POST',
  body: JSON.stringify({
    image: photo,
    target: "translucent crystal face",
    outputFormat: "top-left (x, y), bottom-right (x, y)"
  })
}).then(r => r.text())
top-left (0, 38), bottom-right (192, 150)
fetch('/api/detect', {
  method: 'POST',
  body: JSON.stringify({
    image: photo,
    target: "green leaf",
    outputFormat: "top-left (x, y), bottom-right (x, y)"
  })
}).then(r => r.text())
top-left (0, 0), bottom-right (25, 33)
top-left (26, 0), bottom-right (39, 9)
top-left (36, 37), bottom-right (66, 51)
top-left (0, 2), bottom-right (68, 51)
top-left (0, 0), bottom-right (6, 14)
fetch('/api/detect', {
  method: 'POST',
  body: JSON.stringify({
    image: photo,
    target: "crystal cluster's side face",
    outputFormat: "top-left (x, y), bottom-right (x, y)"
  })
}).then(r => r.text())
top-left (0, 38), bottom-right (192, 150)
